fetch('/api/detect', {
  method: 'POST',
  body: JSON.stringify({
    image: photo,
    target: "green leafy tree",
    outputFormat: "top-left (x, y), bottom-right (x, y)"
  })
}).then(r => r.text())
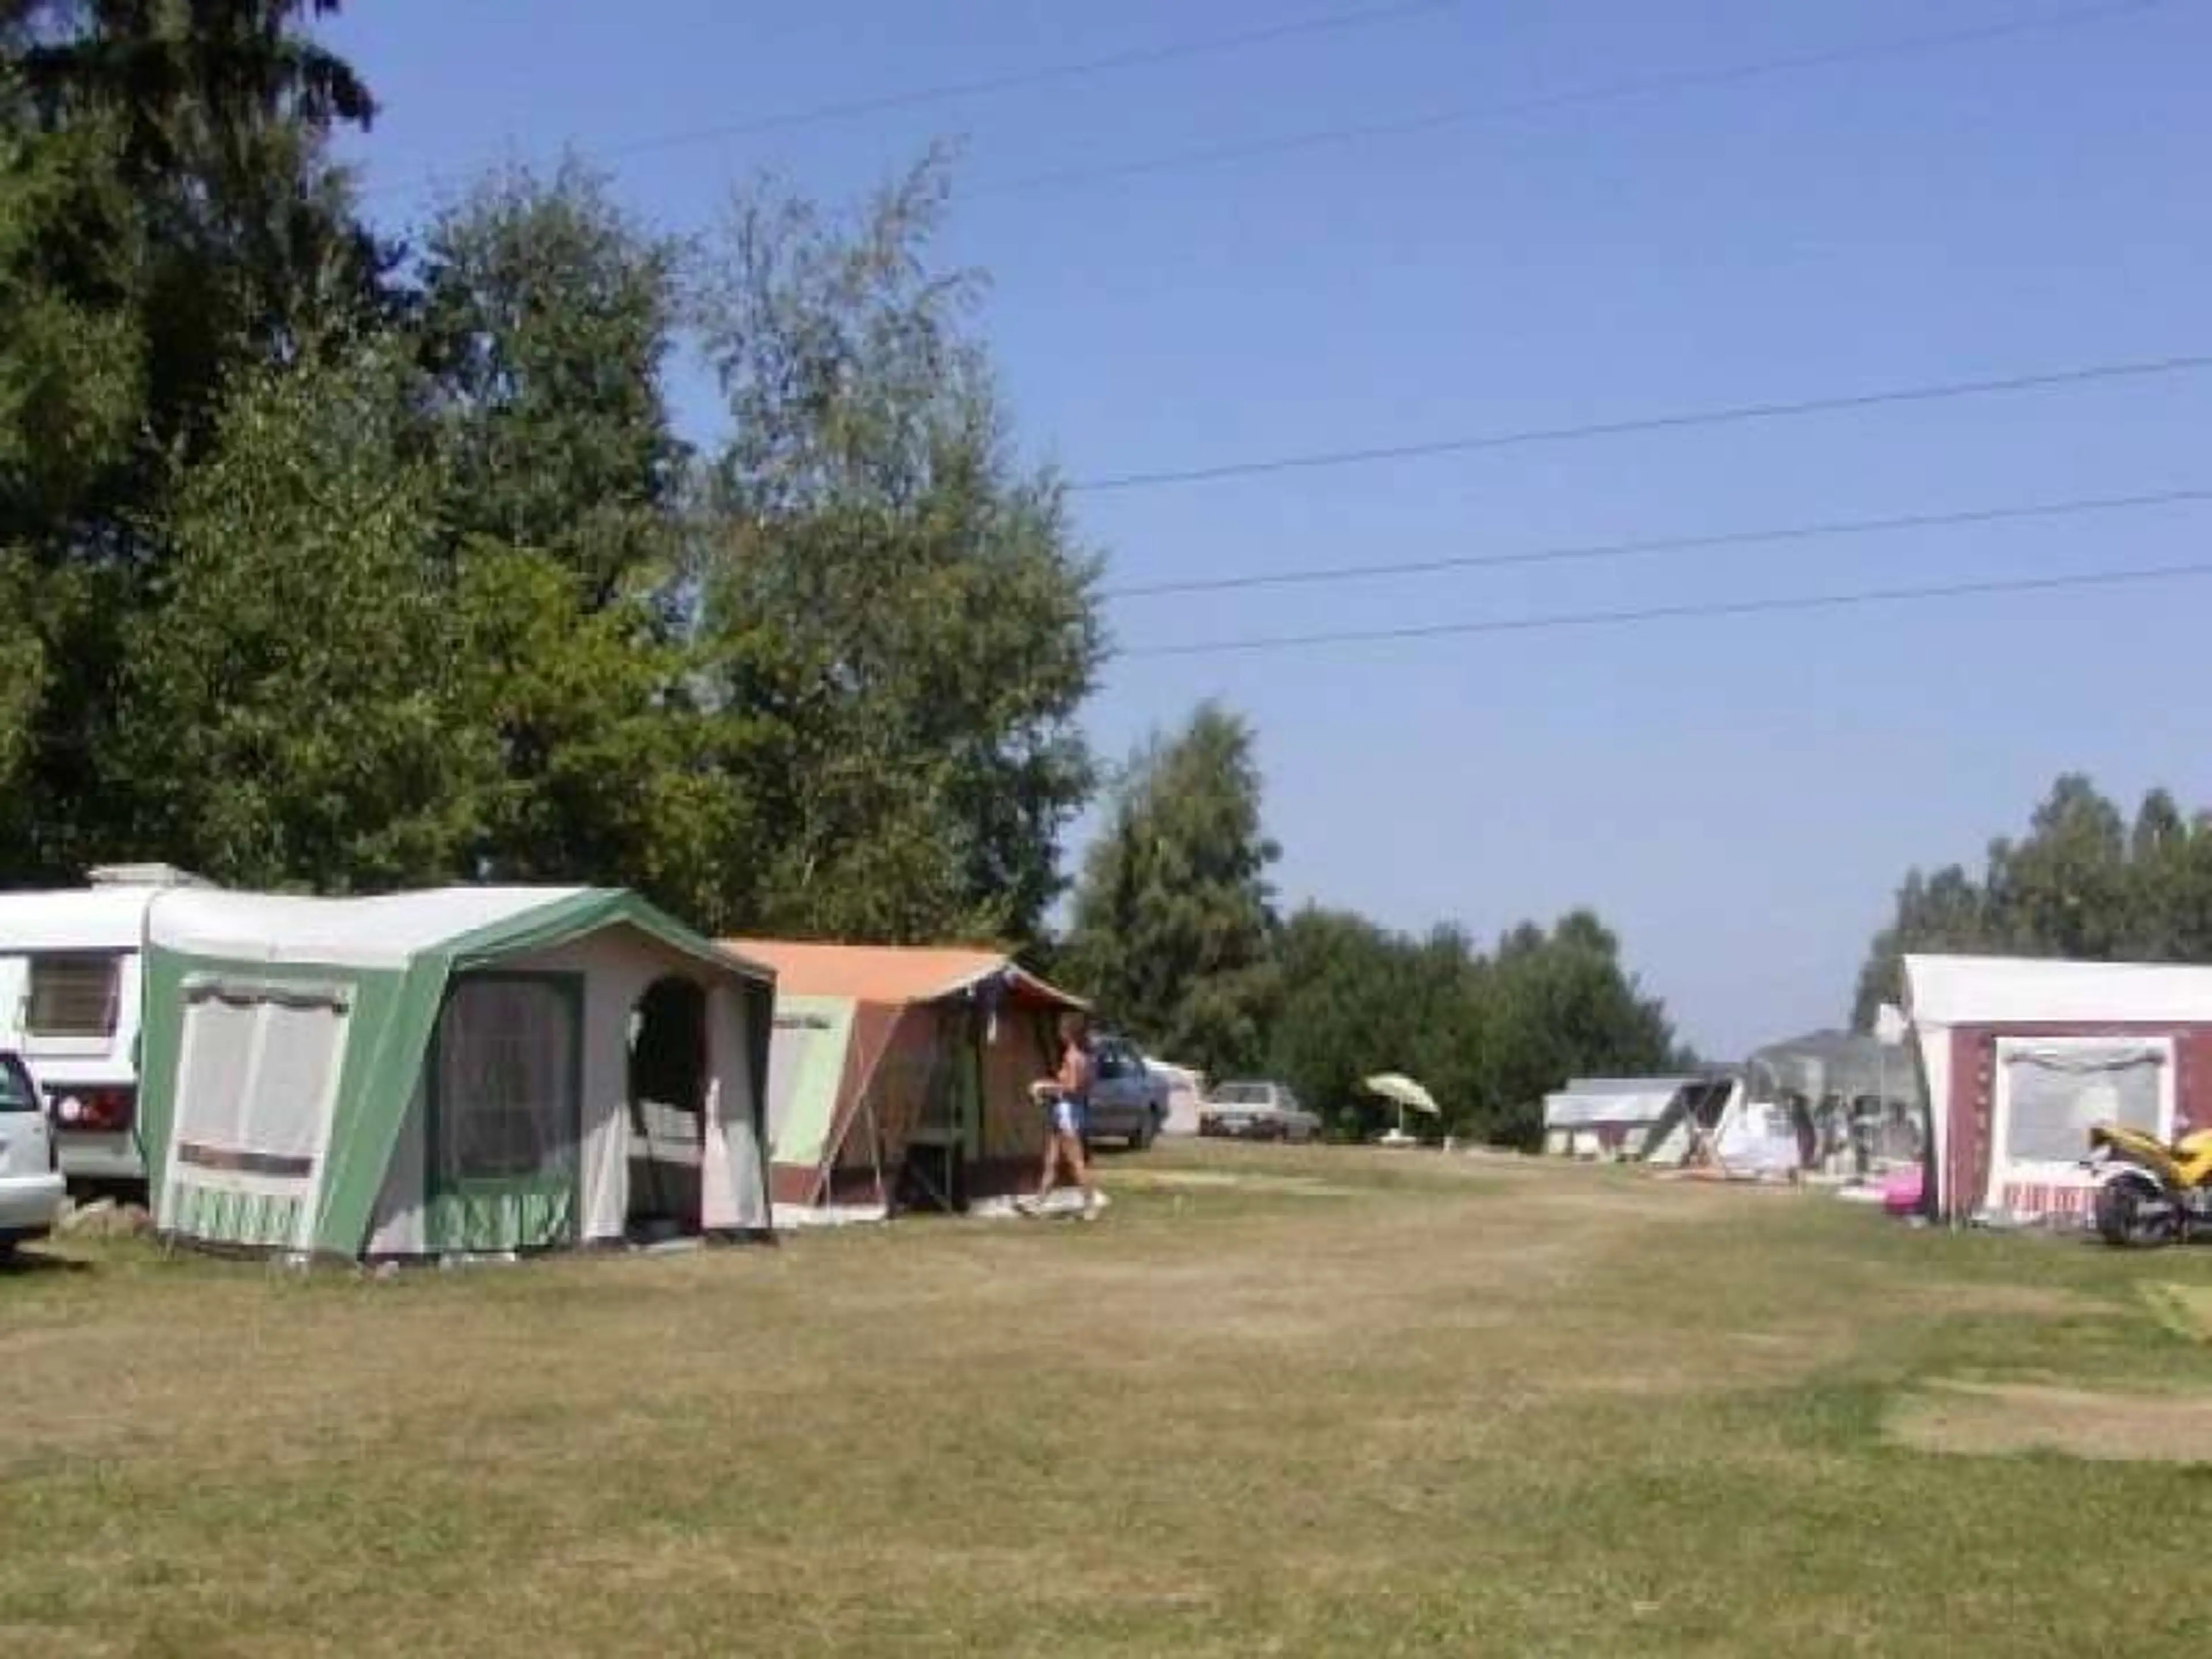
top-left (449, 540), bottom-right (747, 925)
top-left (418, 161), bottom-right (686, 605)
top-left (1851, 775), bottom-right (2212, 1027)
top-left (109, 343), bottom-right (483, 887)
top-left (11, 2), bottom-right (373, 181)
top-left (0, 105), bottom-right (140, 821)
top-left (1064, 701), bottom-right (1280, 1077)
top-left (1269, 907), bottom-right (1414, 1134)
top-left (1267, 904), bottom-right (1678, 1145)
top-left (1983, 774), bottom-right (2129, 959)
top-left (1851, 864), bottom-right (1988, 1027)
top-left (8, 0), bottom-right (388, 465)
top-left (691, 151), bottom-right (1101, 944)
top-left (1269, 909), bottom-right (1488, 1138)
top-left (0, 0), bottom-right (387, 880)
top-left (414, 162), bottom-right (718, 900)
top-left (1483, 911), bottom-right (1681, 1146)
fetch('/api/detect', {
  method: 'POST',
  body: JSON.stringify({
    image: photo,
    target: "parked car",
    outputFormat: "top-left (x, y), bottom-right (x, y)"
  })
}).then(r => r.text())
top-left (0, 1051), bottom-right (66, 1252)
top-left (1199, 1081), bottom-right (1321, 1143)
top-left (1085, 1032), bottom-right (1169, 1149)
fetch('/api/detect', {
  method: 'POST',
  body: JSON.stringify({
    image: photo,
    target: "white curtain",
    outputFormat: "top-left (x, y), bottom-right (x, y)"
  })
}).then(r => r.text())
top-left (174, 989), bottom-right (261, 1154)
top-left (173, 988), bottom-right (343, 1167)
top-left (241, 1001), bottom-right (344, 1164)
top-left (704, 983), bottom-right (768, 1231)
top-left (2002, 1044), bottom-right (2163, 1166)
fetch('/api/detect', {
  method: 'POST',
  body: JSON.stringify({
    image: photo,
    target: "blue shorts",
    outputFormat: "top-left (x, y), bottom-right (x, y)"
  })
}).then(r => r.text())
top-left (1049, 1096), bottom-right (1085, 1138)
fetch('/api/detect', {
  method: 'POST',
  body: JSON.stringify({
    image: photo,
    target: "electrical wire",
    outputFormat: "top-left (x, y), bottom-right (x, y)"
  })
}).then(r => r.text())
top-left (1070, 352), bottom-right (2212, 494)
top-left (1101, 485), bottom-right (2212, 600)
top-left (979, 0), bottom-right (2178, 198)
top-left (1116, 559), bottom-right (2212, 659)
top-left (363, 0), bottom-right (1458, 193)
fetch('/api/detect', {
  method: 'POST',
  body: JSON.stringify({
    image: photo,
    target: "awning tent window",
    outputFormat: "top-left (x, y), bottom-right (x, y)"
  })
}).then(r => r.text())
top-left (767, 1012), bottom-right (835, 1150)
top-left (175, 988), bottom-right (262, 1163)
top-left (241, 997), bottom-right (347, 1169)
top-left (173, 984), bottom-right (346, 1175)
top-left (435, 978), bottom-right (577, 1183)
top-left (1998, 1040), bottom-right (2167, 1168)
top-left (166, 982), bottom-right (349, 1250)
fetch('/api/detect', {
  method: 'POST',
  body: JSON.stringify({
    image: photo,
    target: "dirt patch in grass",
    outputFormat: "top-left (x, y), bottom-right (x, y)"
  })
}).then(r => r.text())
top-left (1887, 1379), bottom-right (2212, 1463)
top-left (1109, 1168), bottom-right (1363, 1197)
top-left (1528, 1176), bottom-right (1791, 1226)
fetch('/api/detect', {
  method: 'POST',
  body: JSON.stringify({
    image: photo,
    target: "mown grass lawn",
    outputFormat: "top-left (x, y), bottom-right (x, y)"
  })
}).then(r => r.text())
top-left (5, 1144), bottom-right (2211, 1657)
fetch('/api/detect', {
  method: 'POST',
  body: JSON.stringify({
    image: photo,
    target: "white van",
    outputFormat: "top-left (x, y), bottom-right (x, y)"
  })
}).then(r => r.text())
top-left (0, 866), bottom-right (210, 1187)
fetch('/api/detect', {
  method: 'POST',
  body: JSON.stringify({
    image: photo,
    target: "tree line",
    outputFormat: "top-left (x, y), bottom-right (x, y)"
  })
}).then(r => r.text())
top-left (1853, 774), bottom-right (2212, 1027)
top-left (3, 3), bottom-right (1687, 1141)
top-left (1063, 704), bottom-right (1689, 1144)
top-left (3, 4), bottom-right (1097, 941)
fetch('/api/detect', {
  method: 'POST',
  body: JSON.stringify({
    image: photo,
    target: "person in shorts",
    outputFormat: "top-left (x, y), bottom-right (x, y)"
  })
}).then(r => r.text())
top-left (1018, 1010), bottom-right (1102, 1219)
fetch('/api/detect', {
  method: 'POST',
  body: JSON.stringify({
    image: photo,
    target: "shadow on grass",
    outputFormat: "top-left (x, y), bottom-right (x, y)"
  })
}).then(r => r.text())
top-left (0, 1243), bottom-right (92, 1277)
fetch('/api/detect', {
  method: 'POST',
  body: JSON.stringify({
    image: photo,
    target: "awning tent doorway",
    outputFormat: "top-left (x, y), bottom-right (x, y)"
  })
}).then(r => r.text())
top-left (627, 974), bottom-right (710, 1238)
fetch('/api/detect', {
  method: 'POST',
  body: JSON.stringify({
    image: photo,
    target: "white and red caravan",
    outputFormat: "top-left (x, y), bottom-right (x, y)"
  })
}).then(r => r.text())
top-left (1906, 953), bottom-right (2212, 1225)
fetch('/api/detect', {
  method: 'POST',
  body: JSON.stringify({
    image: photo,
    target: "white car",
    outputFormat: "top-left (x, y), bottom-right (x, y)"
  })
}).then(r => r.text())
top-left (1199, 1081), bottom-right (1321, 1143)
top-left (0, 1051), bottom-right (66, 1252)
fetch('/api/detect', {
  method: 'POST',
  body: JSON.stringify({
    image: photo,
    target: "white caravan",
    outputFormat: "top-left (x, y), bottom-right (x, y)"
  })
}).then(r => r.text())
top-left (0, 865), bottom-right (210, 1186)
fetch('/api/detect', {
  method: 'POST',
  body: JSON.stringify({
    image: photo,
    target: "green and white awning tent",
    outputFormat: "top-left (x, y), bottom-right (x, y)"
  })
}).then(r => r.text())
top-left (137, 887), bottom-right (777, 1260)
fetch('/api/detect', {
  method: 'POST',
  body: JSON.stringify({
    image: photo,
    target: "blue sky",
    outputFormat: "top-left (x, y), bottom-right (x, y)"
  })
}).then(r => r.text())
top-left (325, 0), bottom-right (2212, 1057)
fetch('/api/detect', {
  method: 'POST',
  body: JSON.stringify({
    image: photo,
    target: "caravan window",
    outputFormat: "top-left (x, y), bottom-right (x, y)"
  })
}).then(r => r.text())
top-left (26, 952), bottom-right (122, 1037)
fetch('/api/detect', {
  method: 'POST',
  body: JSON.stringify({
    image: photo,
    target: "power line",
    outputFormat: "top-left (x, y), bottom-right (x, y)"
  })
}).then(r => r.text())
top-left (1101, 485), bottom-right (2212, 600)
top-left (1117, 559), bottom-right (2212, 660)
top-left (364, 0), bottom-right (1456, 196)
top-left (979, 0), bottom-right (2178, 199)
top-left (1069, 352), bottom-right (2212, 494)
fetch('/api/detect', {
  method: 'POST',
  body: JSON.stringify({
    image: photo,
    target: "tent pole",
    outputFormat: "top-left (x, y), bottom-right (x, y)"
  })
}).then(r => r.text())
top-left (869, 1088), bottom-right (887, 1215)
top-left (1876, 1046), bottom-right (1887, 1174)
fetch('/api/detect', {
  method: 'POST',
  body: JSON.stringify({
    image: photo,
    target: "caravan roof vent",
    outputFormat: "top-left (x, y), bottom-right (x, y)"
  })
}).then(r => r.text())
top-left (86, 863), bottom-right (213, 890)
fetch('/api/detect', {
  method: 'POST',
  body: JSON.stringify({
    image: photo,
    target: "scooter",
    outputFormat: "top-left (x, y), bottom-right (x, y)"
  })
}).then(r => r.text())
top-left (2085, 1122), bottom-right (2212, 1247)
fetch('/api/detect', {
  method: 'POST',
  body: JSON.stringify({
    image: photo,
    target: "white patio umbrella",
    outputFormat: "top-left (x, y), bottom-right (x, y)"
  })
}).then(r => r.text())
top-left (1362, 1073), bottom-right (1440, 1142)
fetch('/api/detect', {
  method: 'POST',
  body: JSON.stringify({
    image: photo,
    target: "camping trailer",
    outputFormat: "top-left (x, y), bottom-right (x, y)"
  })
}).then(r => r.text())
top-left (1543, 1075), bottom-right (1709, 1159)
top-left (732, 941), bottom-right (1084, 1221)
top-left (1906, 953), bottom-right (2212, 1226)
top-left (0, 865), bottom-right (210, 1186)
top-left (137, 887), bottom-right (775, 1259)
